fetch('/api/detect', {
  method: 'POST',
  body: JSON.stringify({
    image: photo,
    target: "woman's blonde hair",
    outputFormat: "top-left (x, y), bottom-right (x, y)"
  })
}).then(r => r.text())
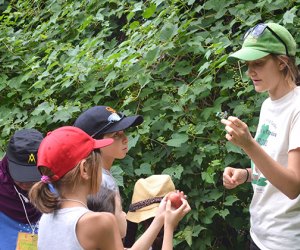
top-left (29, 149), bottom-right (101, 213)
top-left (275, 55), bottom-right (300, 86)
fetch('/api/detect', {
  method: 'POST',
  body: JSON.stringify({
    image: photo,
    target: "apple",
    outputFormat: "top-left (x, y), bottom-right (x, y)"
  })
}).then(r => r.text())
top-left (169, 192), bottom-right (183, 209)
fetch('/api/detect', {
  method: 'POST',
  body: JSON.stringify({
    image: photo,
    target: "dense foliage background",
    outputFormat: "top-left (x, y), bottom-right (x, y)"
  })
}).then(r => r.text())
top-left (1, 0), bottom-right (299, 249)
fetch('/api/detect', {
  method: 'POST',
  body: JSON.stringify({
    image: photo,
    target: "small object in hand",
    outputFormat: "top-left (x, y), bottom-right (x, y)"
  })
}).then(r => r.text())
top-left (216, 111), bottom-right (228, 119)
top-left (168, 192), bottom-right (183, 209)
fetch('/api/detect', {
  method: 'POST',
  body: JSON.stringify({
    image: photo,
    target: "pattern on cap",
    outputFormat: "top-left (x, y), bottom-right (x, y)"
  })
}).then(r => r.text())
top-left (28, 153), bottom-right (36, 163)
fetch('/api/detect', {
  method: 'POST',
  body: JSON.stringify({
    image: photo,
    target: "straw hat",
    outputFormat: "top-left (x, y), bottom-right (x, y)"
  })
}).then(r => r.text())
top-left (126, 175), bottom-right (175, 223)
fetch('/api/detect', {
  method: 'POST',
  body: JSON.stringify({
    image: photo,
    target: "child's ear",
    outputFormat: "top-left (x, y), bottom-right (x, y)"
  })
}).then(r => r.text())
top-left (79, 159), bottom-right (90, 180)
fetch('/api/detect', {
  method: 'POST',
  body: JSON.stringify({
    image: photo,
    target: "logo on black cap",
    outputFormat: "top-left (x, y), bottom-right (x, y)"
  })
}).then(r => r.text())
top-left (28, 153), bottom-right (36, 163)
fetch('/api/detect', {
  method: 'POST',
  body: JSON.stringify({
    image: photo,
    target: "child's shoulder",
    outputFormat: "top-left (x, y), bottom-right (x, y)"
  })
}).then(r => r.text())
top-left (77, 211), bottom-right (119, 248)
top-left (81, 211), bottom-right (117, 230)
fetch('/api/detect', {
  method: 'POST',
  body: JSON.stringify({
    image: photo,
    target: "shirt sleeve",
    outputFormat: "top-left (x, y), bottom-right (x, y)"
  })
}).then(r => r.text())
top-left (289, 110), bottom-right (300, 151)
top-left (101, 170), bottom-right (119, 191)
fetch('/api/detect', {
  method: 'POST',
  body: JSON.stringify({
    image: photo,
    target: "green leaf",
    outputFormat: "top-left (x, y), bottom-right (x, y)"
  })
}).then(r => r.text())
top-left (225, 141), bottom-right (243, 154)
top-left (128, 134), bottom-right (140, 149)
top-left (201, 171), bottom-right (215, 184)
top-left (218, 209), bottom-right (230, 219)
top-left (174, 60), bottom-right (192, 76)
top-left (282, 7), bottom-right (296, 24)
top-left (32, 102), bottom-right (55, 115)
top-left (143, 3), bottom-right (156, 19)
top-left (198, 61), bottom-right (210, 74)
top-left (104, 71), bottom-right (117, 87)
top-left (129, 21), bottom-right (140, 30)
top-left (144, 46), bottom-right (160, 62)
top-left (135, 163), bottom-right (152, 176)
top-left (223, 195), bottom-right (239, 206)
top-left (152, 0), bottom-right (164, 6)
top-left (159, 23), bottom-right (178, 41)
top-left (181, 226), bottom-right (193, 246)
top-left (178, 84), bottom-right (189, 96)
top-left (201, 207), bottom-right (218, 224)
top-left (162, 165), bottom-right (184, 179)
top-left (166, 134), bottom-right (189, 147)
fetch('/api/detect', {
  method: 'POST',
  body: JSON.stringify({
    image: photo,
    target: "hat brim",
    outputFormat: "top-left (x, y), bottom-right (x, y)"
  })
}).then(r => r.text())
top-left (227, 48), bottom-right (270, 63)
top-left (8, 160), bottom-right (41, 182)
top-left (94, 138), bottom-right (114, 149)
top-left (126, 204), bottom-right (158, 223)
top-left (104, 115), bottom-right (144, 134)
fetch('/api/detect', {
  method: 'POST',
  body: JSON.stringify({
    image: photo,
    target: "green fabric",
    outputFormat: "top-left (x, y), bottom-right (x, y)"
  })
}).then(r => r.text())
top-left (227, 23), bottom-right (296, 63)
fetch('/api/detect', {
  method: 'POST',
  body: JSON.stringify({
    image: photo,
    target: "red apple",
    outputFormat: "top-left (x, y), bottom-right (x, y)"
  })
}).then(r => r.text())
top-left (169, 192), bottom-right (183, 209)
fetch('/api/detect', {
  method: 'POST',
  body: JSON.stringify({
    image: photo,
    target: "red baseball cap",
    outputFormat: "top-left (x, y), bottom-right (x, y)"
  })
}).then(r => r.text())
top-left (37, 126), bottom-right (113, 181)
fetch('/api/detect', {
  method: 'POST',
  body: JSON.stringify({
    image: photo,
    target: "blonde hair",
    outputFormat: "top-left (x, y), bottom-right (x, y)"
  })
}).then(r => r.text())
top-left (29, 150), bottom-right (101, 213)
top-left (275, 55), bottom-right (300, 87)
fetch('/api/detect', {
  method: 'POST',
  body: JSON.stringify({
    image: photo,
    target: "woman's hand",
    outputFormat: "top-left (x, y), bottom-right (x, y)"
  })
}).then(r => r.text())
top-left (221, 116), bottom-right (254, 149)
top-left (223, 167), bottom-right (249, 189)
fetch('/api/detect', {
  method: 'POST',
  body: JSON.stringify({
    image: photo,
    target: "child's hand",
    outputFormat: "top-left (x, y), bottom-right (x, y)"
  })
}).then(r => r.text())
top-left (166, 190), bottom-right (186, 209)
top-left (154, 196), bottom-right (168, 224)
top-left (164, 198), bottom-right (191, 230)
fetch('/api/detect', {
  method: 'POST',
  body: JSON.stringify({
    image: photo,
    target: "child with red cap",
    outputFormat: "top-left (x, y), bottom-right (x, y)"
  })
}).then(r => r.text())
top-left (29, 126), bottom-right (124, 249)
top-left (29, 126), bottom-right (190, 250)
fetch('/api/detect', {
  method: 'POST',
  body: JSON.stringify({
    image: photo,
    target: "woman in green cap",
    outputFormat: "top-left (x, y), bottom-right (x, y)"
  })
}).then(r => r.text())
top-left (221, 23), bottom-right (300, 250)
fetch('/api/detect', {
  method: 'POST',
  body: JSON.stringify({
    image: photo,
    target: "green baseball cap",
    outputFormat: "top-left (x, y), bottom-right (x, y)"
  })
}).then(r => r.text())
top-left (227, 23), bottom-right (296, 63)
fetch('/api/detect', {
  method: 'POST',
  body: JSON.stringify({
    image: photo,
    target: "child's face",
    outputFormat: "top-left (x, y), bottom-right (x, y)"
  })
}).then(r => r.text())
top-left (114, 194), bottom-right (127, 238)
top-left (102, 131), bottom-right (129, 160)
top-left (14, 181), bottom-right (36, 191)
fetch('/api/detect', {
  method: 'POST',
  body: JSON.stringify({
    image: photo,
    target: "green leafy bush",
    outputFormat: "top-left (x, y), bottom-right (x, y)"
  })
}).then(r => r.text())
top-left (1, 0), bottom-right (299, 248)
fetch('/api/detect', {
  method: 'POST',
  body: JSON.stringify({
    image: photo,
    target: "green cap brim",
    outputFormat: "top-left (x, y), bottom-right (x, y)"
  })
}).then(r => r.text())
top-left (227, 48), bottom-right (270, 64)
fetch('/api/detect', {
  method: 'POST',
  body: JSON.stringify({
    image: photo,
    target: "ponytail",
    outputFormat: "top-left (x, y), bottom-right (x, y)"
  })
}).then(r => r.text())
top-left (29, 149), bottom-right (102, 213)
top-left (29, 180), bottom-right (60, 213)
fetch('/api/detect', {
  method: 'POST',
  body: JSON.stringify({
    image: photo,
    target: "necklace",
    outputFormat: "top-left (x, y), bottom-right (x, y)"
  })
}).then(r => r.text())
top-left (60, 198), bottom-right (88, 209)
top-left (14, 185), bottom-right (38, 234)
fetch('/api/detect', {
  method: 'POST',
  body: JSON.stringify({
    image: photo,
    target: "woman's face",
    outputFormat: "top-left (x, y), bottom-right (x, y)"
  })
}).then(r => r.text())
top-left (102, 131), bottom-right (128, 161)
top-left (114, 194), bottom-right (127, 238)
top-left (246, 55), bottom-right (287, 99)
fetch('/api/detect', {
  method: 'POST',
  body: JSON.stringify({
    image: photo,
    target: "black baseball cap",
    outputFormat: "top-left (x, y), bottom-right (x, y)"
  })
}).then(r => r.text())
top-left (74, 106), bottom-right (144, 138)
top-left (6, 129), bottom-right (43, 182)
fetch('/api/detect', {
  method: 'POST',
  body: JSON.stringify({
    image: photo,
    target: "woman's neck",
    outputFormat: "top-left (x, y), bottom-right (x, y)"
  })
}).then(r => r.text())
top-left (269, 79), bottom-right (296, 100)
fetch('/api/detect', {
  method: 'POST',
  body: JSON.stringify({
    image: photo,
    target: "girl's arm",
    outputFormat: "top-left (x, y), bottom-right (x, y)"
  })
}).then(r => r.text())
top-left (162, 199), bottom-right (191, 250)
top-left (129, 198), bottom-right (166, 250)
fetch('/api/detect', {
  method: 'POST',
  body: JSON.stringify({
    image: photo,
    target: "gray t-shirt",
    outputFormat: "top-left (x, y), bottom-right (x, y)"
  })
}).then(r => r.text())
top-left (38, 207), bottom-right (89, 250)
top-left (102, 168), bottom-right (119, 192)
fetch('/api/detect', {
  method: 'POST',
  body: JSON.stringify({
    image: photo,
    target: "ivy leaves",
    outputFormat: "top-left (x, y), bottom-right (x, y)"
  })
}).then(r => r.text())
top-left (0, 0), bottom-right (299, 248)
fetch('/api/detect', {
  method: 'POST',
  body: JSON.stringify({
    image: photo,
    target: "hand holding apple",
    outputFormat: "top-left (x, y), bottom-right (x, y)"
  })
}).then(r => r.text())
top-left (168, 191), bottom-right (186, 209)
